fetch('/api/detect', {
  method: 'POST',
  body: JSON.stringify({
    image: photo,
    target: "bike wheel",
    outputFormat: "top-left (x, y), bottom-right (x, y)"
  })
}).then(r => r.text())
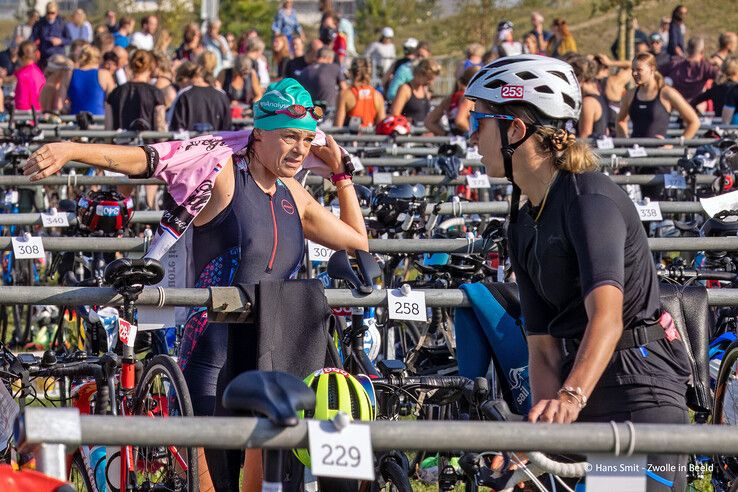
top-left (372, 458), bottom-right (412, 492)
top-left (69, 451), bottom-right (95, 492)
top-left (712, 341), bottom-right (738, 489)
top-left (133, 354), bottom-right (199, 492)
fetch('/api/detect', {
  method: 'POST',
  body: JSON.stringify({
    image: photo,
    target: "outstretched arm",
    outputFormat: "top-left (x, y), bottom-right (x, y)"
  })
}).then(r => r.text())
top-left (23, 142), bottom-right (147, 181)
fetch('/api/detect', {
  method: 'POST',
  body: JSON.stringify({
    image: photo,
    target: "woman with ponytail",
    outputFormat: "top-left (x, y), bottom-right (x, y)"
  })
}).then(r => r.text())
top-left (465, 55), bottom-right (691, 491)
top-left (617, 52), bottom-right (699, 139)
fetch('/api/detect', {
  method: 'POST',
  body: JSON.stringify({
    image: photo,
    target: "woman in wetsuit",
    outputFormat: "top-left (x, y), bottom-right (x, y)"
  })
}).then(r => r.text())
top-left (617, 52), bottom-right (699, 139)
top-left (465, 54), bottom-right (692, 491)
top-left (390, 58), bottom-right (441, 126)
top-left (570, 56), bottom-right (608, 138)
top-left (23, 78), bottom-right (368, 492)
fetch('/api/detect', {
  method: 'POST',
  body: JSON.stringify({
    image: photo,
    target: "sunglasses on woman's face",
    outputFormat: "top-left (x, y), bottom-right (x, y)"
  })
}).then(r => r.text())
top-left (257, 103), bottom-right (324, 121)
top-left (468, 111), bottom-right (515, 135)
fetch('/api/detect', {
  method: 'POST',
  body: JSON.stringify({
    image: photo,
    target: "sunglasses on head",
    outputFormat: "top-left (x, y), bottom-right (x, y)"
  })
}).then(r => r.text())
top-left (468, 111), bottom-right (515, 136)
top-left (257, 103), bottom-right (324, 121)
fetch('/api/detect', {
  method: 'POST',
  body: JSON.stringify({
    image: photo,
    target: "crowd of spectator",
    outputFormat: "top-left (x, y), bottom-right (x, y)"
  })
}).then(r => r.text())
top-left (0, 1), bottom-right (734, 140)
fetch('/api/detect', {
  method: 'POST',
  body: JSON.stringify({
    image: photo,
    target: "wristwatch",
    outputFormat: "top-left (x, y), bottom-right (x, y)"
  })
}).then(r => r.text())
top-left (330, 154), bottom-right (355, 184)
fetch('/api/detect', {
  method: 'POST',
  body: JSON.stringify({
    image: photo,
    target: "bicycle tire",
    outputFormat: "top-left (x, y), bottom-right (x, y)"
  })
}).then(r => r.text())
top-left (712, 341), bottom-right (738, 489)
top-left (372, 458), bottom-right (412, 492)
top-left (69, 451), bottom-right (95, 492)
top-left (133, 354), bottom-right (199, 492)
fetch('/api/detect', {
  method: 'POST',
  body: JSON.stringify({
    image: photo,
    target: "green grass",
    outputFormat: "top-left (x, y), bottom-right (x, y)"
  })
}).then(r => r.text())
top-left (385, 0), bottom-right (738, 58)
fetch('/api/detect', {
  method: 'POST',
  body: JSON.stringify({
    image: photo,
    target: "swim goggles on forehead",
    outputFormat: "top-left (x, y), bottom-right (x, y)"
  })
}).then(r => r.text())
top-left (256, 103), bottom-right (324, 121)
top-left (468, 111), bottom-right (515, 135)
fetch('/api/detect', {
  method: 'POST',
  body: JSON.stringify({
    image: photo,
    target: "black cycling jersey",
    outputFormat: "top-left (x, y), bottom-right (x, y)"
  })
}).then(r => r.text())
top-left (509, 170), bottom-right (661, 338)
top-left (508, 171), bottom-right (692, 395)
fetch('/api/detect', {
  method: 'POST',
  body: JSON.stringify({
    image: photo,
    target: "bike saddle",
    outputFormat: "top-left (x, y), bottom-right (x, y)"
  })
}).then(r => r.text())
top-left (673, 220), bottom-right (700, 233)
top-left (222, 370), bottom-right (315, 426)
top-left (327, 250), bottom-right (373, 294)
top-left (127, 118), bottom-right (151, 132)
top-left (104, 258), bottom-right (164, 290)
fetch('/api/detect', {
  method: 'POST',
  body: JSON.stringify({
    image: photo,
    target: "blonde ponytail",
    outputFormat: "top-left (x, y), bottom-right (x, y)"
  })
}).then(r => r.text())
top-left (535, 126), bottom-right (599, 173)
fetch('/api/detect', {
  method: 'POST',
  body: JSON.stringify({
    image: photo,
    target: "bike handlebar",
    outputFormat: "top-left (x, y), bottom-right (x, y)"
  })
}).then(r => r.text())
top-left (658, 268), bottom-right (738, 282)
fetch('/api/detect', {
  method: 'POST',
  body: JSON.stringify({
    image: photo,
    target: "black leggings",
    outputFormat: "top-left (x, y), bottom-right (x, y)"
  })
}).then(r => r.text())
top-left (580, 385), bottom-right (689, 492)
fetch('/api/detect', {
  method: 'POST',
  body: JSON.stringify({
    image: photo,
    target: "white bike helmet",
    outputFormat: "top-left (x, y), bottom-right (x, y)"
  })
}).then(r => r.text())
top-left (465, 54), bottom-right (581, 122)
top-left (464, 55), bottom-right (582, 223)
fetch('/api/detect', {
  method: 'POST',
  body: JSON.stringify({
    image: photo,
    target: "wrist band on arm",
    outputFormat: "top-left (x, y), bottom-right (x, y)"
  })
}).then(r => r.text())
top-left (557, 386), bottom-right (588, 408)
top-left (335, 181), bottom-right (354, 192)
top-left (330, 172), bottom-right (353, 184)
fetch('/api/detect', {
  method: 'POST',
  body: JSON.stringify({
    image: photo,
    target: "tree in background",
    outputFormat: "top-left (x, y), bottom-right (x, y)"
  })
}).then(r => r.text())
top-left (218, 0), bottom-right (277, 40)
top-left (591, 0), bottom-right (643, 60)
top-left (355, 0), bottom-right (437, 48)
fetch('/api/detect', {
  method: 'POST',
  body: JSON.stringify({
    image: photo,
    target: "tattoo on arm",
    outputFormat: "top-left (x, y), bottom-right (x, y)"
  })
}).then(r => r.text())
top-left (104, 155), bottom-right (119, 170)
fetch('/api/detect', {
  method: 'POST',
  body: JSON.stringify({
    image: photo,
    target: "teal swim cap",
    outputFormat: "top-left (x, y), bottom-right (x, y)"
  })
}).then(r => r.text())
top-left (254, 78), bottom-right (317, 132)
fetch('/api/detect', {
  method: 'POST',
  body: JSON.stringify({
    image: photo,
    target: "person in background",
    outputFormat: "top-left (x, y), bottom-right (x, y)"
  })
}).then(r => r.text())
top-left (65, 44), bottom-right (116, 116)
top-left (523, 32), bottom-right (545, 55)
top-left (695, 57), bottom-right (738, 118)
top-left (661, 37), bottom-right (719, 105)
top-left (456, 43), bottom-right (484, 78)
top-left (333, 17), bottom-right (349, 67)
top-left (271, 35), bottom-right (291, 80)
top-left (106, 49), bottom-right (166, 132)
top-left (667, 5), bottom-right (687, 57)
top-left (236, 30), bottom-right (259, 54)
top-left (319, 10), bottom-right (337, 46)
top-left (105, 10), bottom-right (119, 33)
top-left (365, 27), bottom-right (396, 80)
top-left (114, 17), bottom-right (134, 48)
top-left (246, 38), bottom-right (270, 89)
top-left (593, 54), bottom-right (633, 136)
top-left (334, 58), bottom-right (386, 128)
top-left (112, 46), bottom-right (129, 85)
top-left (31, 2), bottom-right (70, 69)
top-left (292, 37), bottom-right (305, 59)
top-left (425, 65), bottom-right (478, 136)
top-left (649, 33), bottom-right (670, 70)
top-left (168, 61), bottom-right (231, 131)
top-left (101, 50), bottom-right (120, 82)
top-left (217, 54), bottom-right (263, 117)
top-left (296, 47), bottom-right (346, 113)
top-left (40, 54), bottom-right (73, 113)
top-left (721, 61), bottom-right (738, 125)
top-left (272, 0), bottom-right (303, 46)
top-left (495, 21), bottom-right (523, 57)
top-left (175, 23), bottom-right (203, 62)
top-left (155, 29), bottom-right (172, 56)
top-left (0, 42), bottom-right (19, 80)
top-left (547, 18), bottom-right (577, 58)
top-left (285, 39), bottom-right (321, 79)
top-left (657, 16), bottom-right (670, 48)
top-left (711, 32), bottom-right (737, 67)
top-left (94, 32), bottom-right (115, 55)
top-left (14, 41), bottom-right (45, 111)
top-left (384, 37), bottom-right (419, 102)
top-left (570, 56), bottom-right (608, 139)
top-left (198, 51), bottom-right (218, 87)
top-left (203, 19), bottom-right (232, 76)
top-left (610, 18), bottom-right (648, 59)
top-left (131, 15), bottom-right (158, 51)
top-left (226, 32), bottom-right (237, 55)
top-left (12, 10), bottom-right (39, 48)
top-left (66, 9), bottom-right (93, 43)
top-left (153, 52), bottom-right (178, 107)
top-left (528, 11), bottom-right (552, 54)
top-left (339, 17), bottom-right (357, 60)
top-left (390, 58), bottom-right (441, 126)
top-left (617, 52), bottom-right (699, 139)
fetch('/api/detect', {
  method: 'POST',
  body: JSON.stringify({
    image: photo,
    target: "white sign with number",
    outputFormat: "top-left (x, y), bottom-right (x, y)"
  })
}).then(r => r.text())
top-left (388, 288), bottom-right (427, 322)
top-left (41, 213), bottom-right (69, 228)
top-left (373, 172), bottom-right (393, 185)
top-left (466, 174), bottom-right (491, 189)
top-left (595, 137), bottom-right (614, 150)
top-left (308, 419), bottom-right (375, 481)
top-left (308, 241), bottom-right (335, 262)
top-left (12, 236), bottom-right (45, 259)
top-left (664, 173), bottom-right (687, 189)
top-left (627, 146), bottom-right (648, 158)
top-left (634, 201), bottom-right (663, 221)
